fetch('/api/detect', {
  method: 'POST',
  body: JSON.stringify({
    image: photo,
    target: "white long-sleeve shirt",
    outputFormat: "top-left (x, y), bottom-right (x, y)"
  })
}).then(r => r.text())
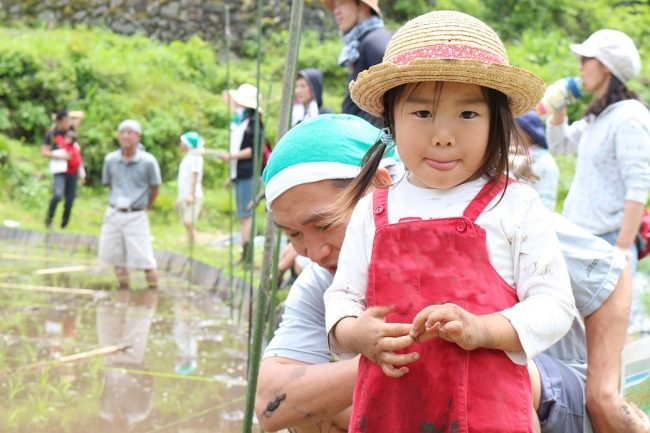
top-left (324, 177), bottom-right (576, 365)
top-left (546, 100), bottom-right (650, 235)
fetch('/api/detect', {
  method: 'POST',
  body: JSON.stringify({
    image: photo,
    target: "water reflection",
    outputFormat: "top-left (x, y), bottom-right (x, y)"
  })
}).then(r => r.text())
top-left (0, 243), bottom-right (257, 433)
top-left (96, 289), bottom-right (157, 431)
top-left (173, 296), bottom-right (198, 376)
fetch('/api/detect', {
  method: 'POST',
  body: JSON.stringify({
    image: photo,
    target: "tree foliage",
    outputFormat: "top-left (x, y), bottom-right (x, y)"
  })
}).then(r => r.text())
top-left (2, 1), bottom-right (650, 184)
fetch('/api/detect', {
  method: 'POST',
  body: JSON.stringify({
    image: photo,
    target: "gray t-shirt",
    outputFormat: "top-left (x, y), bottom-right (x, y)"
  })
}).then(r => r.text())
top-left (102, 149), bottom-right (162, 209)
top-left (263, 212), bottom-right (625, 433)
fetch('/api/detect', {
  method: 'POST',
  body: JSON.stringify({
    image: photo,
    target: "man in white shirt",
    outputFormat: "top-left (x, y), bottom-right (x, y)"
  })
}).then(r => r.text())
top-left (255, 114), bottom-right (649, 433)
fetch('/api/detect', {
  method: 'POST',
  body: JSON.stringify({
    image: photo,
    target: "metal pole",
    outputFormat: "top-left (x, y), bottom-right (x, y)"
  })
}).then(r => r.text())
top-left (241, 0), bottom-right (304, 430)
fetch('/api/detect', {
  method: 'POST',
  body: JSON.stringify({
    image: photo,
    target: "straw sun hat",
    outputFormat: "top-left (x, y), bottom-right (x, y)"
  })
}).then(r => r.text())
top-left (350, 10), bottom-right (546, 118)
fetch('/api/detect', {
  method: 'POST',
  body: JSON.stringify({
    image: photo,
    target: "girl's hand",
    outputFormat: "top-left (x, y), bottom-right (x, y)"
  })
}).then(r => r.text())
top-left (410, 303), bottom-right (486, 351)
top-left (185, 195), bottom-right (195, 205)
top-left (332, 306), bottom-right (417, 378)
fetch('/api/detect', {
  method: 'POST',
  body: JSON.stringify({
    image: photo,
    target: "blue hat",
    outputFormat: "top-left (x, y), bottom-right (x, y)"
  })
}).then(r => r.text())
top-left (515, 111), bottom-right (547, 149)
top-left (262, 114), bottom-right (399, 210)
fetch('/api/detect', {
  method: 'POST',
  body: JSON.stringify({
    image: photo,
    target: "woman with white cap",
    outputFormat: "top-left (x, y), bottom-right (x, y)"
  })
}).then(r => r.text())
top-left (220, 84), bottom-right (264, 264)
top-left (547, 30), bottom-right (650, 272)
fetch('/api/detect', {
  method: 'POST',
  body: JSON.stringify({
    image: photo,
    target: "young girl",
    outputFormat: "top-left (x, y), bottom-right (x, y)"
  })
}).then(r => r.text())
top-left (324, 11), bottom-right (575, 433)
top-left (177, 131), bottom-right (205, 244)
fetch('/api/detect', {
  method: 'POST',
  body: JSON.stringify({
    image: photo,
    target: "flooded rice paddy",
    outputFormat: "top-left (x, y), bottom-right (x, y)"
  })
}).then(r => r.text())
top-left (1, 229), bottom-right (649, 432)
top-left (0, 234), bottom-right (260, 433)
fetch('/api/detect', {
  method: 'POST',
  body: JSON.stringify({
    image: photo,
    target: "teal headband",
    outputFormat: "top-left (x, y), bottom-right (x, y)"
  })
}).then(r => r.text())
top-left (262, 114), bottom-right (400, 210)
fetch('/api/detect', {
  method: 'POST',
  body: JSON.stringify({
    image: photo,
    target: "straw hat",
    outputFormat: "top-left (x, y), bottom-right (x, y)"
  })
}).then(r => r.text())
top-left (349, 10), bottom-right (545, 118)
top-left (322, 0), bottom-right (382, 19)
top-left (227, 84), bottom-right (262, 111)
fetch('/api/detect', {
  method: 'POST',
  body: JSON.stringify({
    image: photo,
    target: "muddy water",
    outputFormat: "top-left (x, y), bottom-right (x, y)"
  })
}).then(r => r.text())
top-left (0, 244), bottom-right (260, 433)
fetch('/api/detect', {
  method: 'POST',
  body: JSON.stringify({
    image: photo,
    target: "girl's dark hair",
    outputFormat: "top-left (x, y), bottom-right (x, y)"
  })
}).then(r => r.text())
top-left (584, 75), bottom-right (647, 117)
top-left (65, 130), bottom-right (78, 141)
top-left (331, 82), bottom-right (525, 224)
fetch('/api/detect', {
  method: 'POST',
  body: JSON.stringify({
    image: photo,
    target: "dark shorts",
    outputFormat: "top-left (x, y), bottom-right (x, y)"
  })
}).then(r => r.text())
top-left (534, 353), bottom-right (587, 433)
top-left (234, 177), bottom-right (254, 220)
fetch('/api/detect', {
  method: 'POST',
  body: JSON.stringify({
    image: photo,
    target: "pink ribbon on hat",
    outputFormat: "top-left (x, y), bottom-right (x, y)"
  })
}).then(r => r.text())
top-left (387, 44), bottom-right (507, 66)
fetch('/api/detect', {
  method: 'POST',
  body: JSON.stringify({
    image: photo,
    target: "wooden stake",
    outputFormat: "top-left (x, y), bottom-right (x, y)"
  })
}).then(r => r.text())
top-left (0, 282), bottom-right (98, 296)
top-left (0, 344), bottom-right (130, 379)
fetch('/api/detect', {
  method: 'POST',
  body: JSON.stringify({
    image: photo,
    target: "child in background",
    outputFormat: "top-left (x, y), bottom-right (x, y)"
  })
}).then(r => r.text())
top-left (513, 110), bottom-right (560, 211)
top-left (177, 132), bottom-right (204, 244)
top-left (324, 11), bottom-right (575, 433)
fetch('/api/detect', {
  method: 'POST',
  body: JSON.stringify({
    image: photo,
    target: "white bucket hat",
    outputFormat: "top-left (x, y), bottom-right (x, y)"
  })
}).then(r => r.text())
top-left (227, 84), bottom-right (262, 111)
top-left (570, 29), bottom-right (641, 83)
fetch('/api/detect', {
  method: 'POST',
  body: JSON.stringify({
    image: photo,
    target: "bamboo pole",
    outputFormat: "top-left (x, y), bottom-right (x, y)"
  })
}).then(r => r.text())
top-left (0, 282), bottom-right (98, 296)
top-left (0, 253), bottom-right (96, 264)
top-left (245, 0), bottom-right (265, 357)
top-left (32, 265), bottom-right (96, 275)
top-left (225, 4), bottom-right (235, 313)
top-left (241, 0), bottom-right (304, 430)
top-left (0, 265), bottom-right (95, 278)
top-left (0, 344), bottom-right (130, 379)
top-left (266, 229), bottom-right (282, 343)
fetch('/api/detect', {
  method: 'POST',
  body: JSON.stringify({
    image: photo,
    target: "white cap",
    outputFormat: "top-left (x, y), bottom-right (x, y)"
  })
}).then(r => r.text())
top-left (117, 119), bottom-right (142, 135)
top-left (570, 29), bottom-right (641, 83)
top-left (227, 84), bottom-right (262, 112)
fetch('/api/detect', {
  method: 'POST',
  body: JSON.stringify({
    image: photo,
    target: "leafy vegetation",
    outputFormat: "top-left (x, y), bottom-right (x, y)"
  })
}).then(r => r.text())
top-left (2, 1), bottom-right (650, 253)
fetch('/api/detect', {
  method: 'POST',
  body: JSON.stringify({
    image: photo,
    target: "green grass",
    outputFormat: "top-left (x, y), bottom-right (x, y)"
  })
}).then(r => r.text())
top-left (0, 136), bottom-right (268, 279)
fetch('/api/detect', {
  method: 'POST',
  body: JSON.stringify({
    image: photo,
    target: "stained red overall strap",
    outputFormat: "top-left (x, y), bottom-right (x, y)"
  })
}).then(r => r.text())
top-left (462, 177), bottom-right (512, 222)
top-left (371, 187), bottom-right (390, 227)
top-left (353, 175), bottom-right (533, 432)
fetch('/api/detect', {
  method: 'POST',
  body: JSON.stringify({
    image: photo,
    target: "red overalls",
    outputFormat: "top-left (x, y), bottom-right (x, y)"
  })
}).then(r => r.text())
top-left (351, 179), bottom-right (533, 433)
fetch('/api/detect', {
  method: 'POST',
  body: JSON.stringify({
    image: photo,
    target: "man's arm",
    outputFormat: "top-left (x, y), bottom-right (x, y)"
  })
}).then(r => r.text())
top-left (255, 357), bottom-right (357, 432)
top-left (41, 139), bottom-right (70, 160)
top-left (255, 264), bottom-right (357, 432)
top-left (148, 185), bottom-right (159, 210)
top-left (584, 264), bottom-right (650, 432)
top-left (41, 144), bottom-right (52, 158)
top-left (69, 110), bottom-right (84, 129)
top-left (147, 158), bottom-right (162, 210)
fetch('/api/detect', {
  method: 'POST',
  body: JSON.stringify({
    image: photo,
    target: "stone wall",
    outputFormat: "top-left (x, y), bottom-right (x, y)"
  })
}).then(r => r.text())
top-left (0, 0), bottom-right (337, 50)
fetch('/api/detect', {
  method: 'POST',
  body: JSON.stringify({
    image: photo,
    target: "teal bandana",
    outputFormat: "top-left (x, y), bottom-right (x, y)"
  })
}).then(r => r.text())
top-left (262, 114), bottom-right (400, 210)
